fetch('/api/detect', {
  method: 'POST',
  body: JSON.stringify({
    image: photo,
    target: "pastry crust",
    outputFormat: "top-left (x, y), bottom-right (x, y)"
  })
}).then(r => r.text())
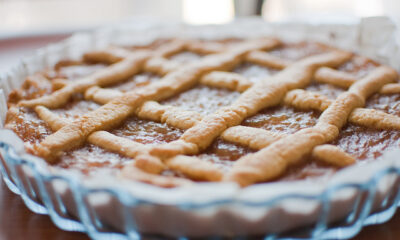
top-left (32, 39), bottom-right (280, 161)
top-left (312, 144), bottom-right (355, 167)
top-left (6, 36), bottom-right (400, 187)
top-left (227, 66), bottom-right (397, 186)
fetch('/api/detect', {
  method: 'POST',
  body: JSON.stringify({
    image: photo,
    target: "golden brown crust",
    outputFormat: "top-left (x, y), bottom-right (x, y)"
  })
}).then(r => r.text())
top-left (165, 155), bottom-right (223, 181)
top-left (284, 89), bottom-right (332, 111)
top-left (19, 53), bottom-right (150, 108)
top-left (379, 83), bottom-right (400, 94)
top-left (7, 36), bottom-right (400, 188)
top-left (245, 50), bottom-right (291, 69)
top-left (200, 71), bottom-right (252, 92)
top-left (136, 101), bottom-right (202, 129)
top-left (227, 65), bottom-right (398, 186)
top-left (120, 164), bottom-right (193, 188)
top-left (312, 144), bottom-right (355, 167)
top-left (83, 46), bottom-right (131, 64)
top-left (143, 57), bottom-right (179, 75)
top-left (314, 67), bottom-right (356, 88)
top-left (151, 51), bottom-right (352, 159)
top-left (221, 126), bottom-right (284, 149)
top-left (33, 40), bottom-right (276, 161)
top-left (349, 108), bottom-right (400, 130)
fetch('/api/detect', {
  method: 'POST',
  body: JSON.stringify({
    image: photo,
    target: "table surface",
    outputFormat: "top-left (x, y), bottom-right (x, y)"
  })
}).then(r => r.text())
top-left (0, 178), bottom-right (400, 240)
top-left (1, 34), bottom-right (400, 240)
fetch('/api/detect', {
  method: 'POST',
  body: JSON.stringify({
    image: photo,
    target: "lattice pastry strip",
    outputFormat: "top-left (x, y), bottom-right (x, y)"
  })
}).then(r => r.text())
top-left (220, 126), bottom-right (355, 167)
top-left (28, 38), bottom-right (280, 161)
top-left (85, 71), bottom-right (400, 132)
top-left (314, 66), bottom-right (400, 94)
top-left (9, 36), bottom-right (400, 188)
top-left (62, 48), bottom-right (400, 182)
top-left (226, 66), bottom-right (397, 186)
top-left (74, 85), bottom-right (400, 174)
top-left (150, 51), bottom-right (354, 158)
top-left (34, 106), bottom-right (222, 185)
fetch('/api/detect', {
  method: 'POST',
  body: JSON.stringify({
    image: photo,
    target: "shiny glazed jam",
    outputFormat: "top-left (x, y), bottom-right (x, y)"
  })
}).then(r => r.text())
top-left (4, 40), bottom-right (400, 183)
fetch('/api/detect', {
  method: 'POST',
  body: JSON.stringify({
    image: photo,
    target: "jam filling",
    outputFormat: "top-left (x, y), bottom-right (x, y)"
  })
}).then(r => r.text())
top-left (268, 42), bottom-right (333, 60)
top-left (108, 72), bottom-right (161, 92)
top-left (7, 74), bottom-right (53, 105)
top-left (57, 144), bottom-right (129, 175)
top-left (305, 83), bottom-right (345, 100)
top-left (169, 51), bottom-right (203, 64)
top-left (366, 93), bottom-right (400, 117)
top-left (52, 99), bottom-right (100, 121)
top-left (162, 85), bottom-right (240, 115)
top-left (5, 108), bottom-right (52, 145)
top-left (48, 63), bottom-right (107, 80)
top-left (112, 117), bottom-right (183, 145)
top-left (198, 138), bottom-right (255, 172)
top-left (5, 40), bottom-right (400, 182)
top-left (243, 105), bottom-right (320, 135)
top-left (337, 56), bottom-right (379, 77)
top-left (233, 62), bottom-right (278, 83)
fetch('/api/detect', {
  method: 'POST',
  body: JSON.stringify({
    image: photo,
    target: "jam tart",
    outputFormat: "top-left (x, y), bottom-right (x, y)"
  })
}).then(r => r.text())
top-left (5, 37), bottom-right (400, 188)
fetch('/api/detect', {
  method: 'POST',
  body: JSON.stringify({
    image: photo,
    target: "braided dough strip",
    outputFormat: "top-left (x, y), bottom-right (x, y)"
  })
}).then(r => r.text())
top-left (35, 105), bottom-right (222, 181)
top-left (82, 88), bottom-right (365, 167)
top-left (245, 51), bottom-right (291, 69)
top-left (284, 89), bottom-right (332, 111)
top-left (314, 67), bottom-right (400, 94)
top-left (19, 53), bottom-right (151, 108)
top-left (284, 89), bottom-right (400, 130)
top-left (136, 101), bottom-right (203, 129)
top-left (200, 71), bottom-right (252, 92)
top-left (85, 86), bottom-right (124, 104)
top-left (185, 40), bottom-right (227, 54)
top-left (143, 57), bottom-right (180, 76)
top-left (312, 144), bottom-right (355, 167)
top-left (380, 83), bottom-right (400, 94)
top-left (349, 108), bottom-right (400, 130)
top-left (221, 126), bottom-right (284, 149)
top-left (82, 39), bottom-right (226, 65)
top-left (84, 40), bottom-right (185, 64)
top-left (84, 72), bottom-right (400, 166)
top-left (314, 67), bottom-right (357, 88)
top-left (34, 106), bottom-right (148, 157)
top-left (150, 51), bottom-right (353, 159)
top-left (85, 71), bottom-right (253, 105)
top-left (221, 126), bottom-right (356, 167)
top-left (20, 40), bottom-right (192, 109)
top-left (165, 155), bottom-right (223, 181)
top-left (83, 46), bottom-right (132, 64)
top-left (34, 39), bottom-right (279, 161)
top-left (221, 126), bottom-right (355, 167)
top-left (34, 105), bottom-right (164, 171)
top-left (226, 66), bottom-right (397, 186)
top-left (120, 164), bottom-right (193, 188)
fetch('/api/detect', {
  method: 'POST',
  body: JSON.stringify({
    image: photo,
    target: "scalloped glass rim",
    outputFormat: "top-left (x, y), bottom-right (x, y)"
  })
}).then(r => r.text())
top-left (1, 138), bottom-right (400, 239)
top-left (1, 17), bottom-right (400, 239)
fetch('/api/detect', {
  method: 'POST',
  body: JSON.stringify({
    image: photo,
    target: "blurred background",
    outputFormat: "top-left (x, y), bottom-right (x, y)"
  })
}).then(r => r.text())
top-left (1, 0), bottom-right (400, 37)
top-left (1, 0), bottom-right (400, 70)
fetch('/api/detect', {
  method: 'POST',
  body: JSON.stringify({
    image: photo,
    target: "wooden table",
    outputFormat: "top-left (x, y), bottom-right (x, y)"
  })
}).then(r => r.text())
top-left (0, 178), bottom-right (399, 240)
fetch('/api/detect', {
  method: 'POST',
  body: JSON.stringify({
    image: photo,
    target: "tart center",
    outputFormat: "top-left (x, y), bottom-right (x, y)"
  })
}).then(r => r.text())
top-left (5, 38), bottom-right (400, 187)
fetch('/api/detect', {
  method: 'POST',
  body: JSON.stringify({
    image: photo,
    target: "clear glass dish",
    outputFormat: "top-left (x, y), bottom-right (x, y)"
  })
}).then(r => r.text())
top-left (1, 135), bottom-right (400, 239)
top-left (1, 17), bottom-right (400, 239)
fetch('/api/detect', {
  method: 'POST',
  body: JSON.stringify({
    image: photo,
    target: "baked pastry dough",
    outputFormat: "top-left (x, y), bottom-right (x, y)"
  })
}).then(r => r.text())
top-left (5, 37), bottom-right (400, 187)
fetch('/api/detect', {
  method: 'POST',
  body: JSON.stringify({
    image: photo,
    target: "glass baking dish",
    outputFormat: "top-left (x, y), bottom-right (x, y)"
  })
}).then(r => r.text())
top-left (1, 134), bottom-right (400, 239)
top-left (1, 17), bottom-right (400, 239)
